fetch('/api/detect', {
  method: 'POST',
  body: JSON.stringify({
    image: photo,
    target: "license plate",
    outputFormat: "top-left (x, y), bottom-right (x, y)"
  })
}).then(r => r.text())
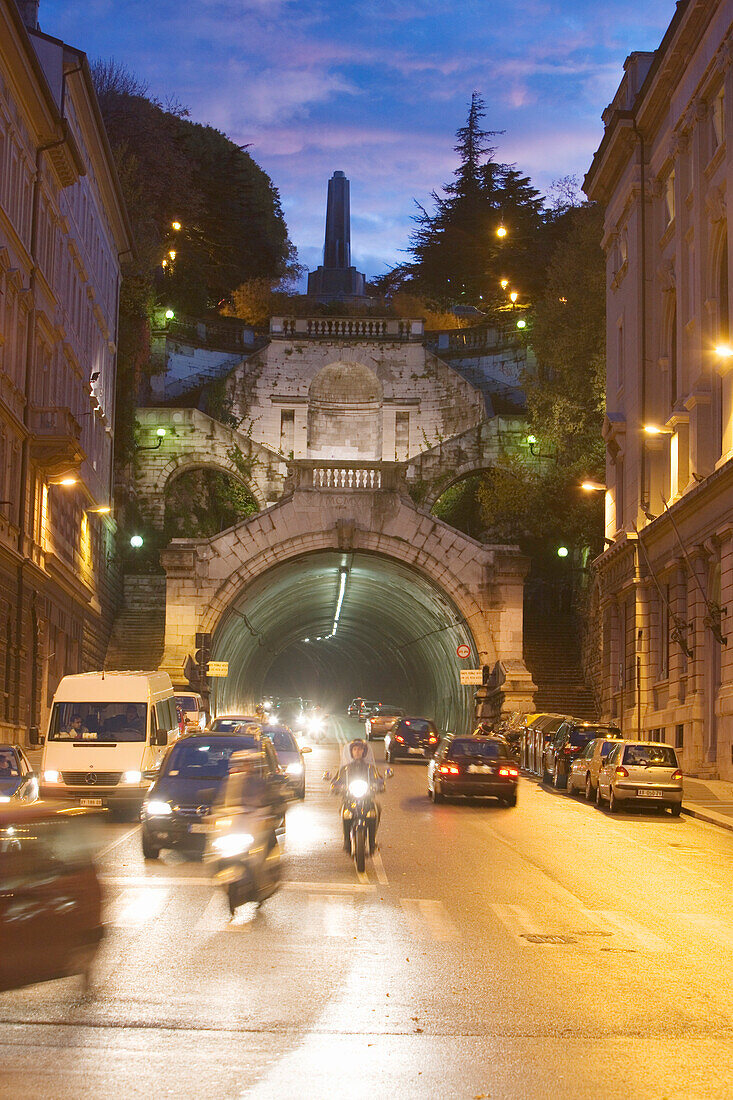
top-left (468, 765), bottom-right (493, 774)
top-left (79, 798), bottom-right (103, 807)
top-left (408, 747), bottom-right (424, 755)
top-left (637, 789), bottom-right (663, 798)
top-left (189, 822), bottom-right (210, 833)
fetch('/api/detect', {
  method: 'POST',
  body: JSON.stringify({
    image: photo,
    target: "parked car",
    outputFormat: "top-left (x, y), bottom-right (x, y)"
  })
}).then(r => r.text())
top-left (365, 705), bottom-right (405, 740)
top-left (596, 740), bottom-right (683, 815)
top-left (543, 720), bottom-right (621, 789)
top-left (0, 744), bottom-right (38, 803)
top-left (384, 717), bottom-right (439, 762)
top-left (140, 729), bottom-right (281, 859)
top-left (566, 734), bottom-right (624, 799)
top-left (264, 724), bottom-right (311, 799)
top-left (427, 735), bottom-right (519, 805)
top-left (522, 713), bottom-right (569, 775)
top-left (0, 803), bottom-right (103, 992)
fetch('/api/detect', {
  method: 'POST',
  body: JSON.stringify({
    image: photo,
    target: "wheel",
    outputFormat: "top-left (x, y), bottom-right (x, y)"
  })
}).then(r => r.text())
top-left (585, 774), bottom-right (594, 801)
top-left (608, 787), bottom-right (619, 814)
top-left (142, 834), bottom-right (159, 860)
top-left (354, 825), bottom-right (366, 873)
top-left (595, 781), bottom-right (604, 807)
top-left (553, 765), bottom-right (566, 790)
top-left (542, 766), bottom-right (551, 784)
top-left (502, 793), bottom-right (518, 807)
top-left (430, 782), bottom-right (444, 804)
top-left (227, 883), bottom-right (239, 916)
top-left (567, 775), bottom-right (577, 796)
top-left (670, 803), bottom-right (682, 817)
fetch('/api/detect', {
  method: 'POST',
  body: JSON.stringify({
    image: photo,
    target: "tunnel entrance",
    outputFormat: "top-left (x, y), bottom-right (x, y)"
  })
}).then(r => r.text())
top-left (209, 550), bottom-right (478, 734)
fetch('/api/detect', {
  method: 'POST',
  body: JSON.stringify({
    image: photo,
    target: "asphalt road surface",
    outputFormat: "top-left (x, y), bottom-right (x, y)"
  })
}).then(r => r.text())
top-left (2, 720), bottom-right (733, 1099)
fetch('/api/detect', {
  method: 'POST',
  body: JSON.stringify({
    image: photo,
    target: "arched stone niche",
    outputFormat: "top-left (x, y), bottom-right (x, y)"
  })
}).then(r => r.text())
top-left (307, 361), bottom-right (383, 459)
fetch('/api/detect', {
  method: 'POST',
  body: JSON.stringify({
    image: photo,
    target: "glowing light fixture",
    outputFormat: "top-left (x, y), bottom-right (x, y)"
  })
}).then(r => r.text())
top-left (510, 291), bottom-right (519, 303)
top-left (643, 424), bottom-right (673, 436)
top-left (714, 344), bottom-right (733, 359)
top-left (500, 279), bottom-right (509, 289)
top-left (557, 546), bottom-right (569, 558)
top-left (164, 309), bottom-right (175, 320)
top-left (130, 534), bottom-right (144, 549)
top-left (59, 476), bottom-right (77, 487)
top-left (526, 435), bottom-right (537, 445)
top-left (330, 567), bottom-right (348, 637)
top-left (496, 224), bottom-right (507, 238)
top-left (516, 319), bottom-right (526, 329)
top-left (156, 427), bottom-right (167, 438)
top-left (581, 481), bottom-right (606, 492)
top-left (92, 505), bottom-right (112, 514)
top-left (171, 221), bottom-right (182, 231)
top-left (168, 250), bottom-right (176, 261)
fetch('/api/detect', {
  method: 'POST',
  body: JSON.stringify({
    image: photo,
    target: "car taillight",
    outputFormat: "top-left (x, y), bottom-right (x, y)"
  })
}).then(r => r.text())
top-left (565, 745), bottom-right (582, 753)
top-left (499, 766), bottom-right (519, 777)
top-left (395, 735), bottom-right (404, 743)
top-left (438, 764), bottom-right (459, 775)
top-left (671, 769), bottom-right (682, 781)
top-left (615, 766), bottom-right (629, 778)
top-left (428, 736), bottom-right (437, 743)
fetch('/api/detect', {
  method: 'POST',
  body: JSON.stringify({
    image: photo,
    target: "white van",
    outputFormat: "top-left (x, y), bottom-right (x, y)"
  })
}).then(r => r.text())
top-left (174, 691), bottom-right (207, 731)
top-left (36, 671), bottom-right (180, 813)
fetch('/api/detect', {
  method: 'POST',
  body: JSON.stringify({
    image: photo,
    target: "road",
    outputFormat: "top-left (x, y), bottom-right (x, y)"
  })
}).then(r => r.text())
top-left (2, 720), bottom-right (733, 1099)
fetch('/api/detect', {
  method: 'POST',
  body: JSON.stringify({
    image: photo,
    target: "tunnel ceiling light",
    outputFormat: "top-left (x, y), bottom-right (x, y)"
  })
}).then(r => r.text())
top-left (329, 567), bottom-right (349, 637)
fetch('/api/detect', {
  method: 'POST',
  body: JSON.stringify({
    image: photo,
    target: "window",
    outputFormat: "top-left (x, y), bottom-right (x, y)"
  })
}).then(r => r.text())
top-left (675, 723), bottom-right (684, 749)
top-left (669, 299), bottom-right (678, 407)
top-left (395, 411), bottom-right (410, 460)
top-left (279, 409), bottom-right (295, 455)
top-left (617, 321), bottom-right (625, 389)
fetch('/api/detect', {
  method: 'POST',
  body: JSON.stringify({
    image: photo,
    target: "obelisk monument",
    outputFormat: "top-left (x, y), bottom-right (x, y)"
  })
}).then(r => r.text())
top-left (307, 171), bottom-right (366, 302)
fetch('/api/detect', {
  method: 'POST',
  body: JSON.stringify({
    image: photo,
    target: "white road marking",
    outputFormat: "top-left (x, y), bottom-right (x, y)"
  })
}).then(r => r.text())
top-left (308, 892), bottom-right (356, 937)
top-left (282, 880), bottom-right (376, 894)
top-left (489, 903), bottom-right (544, 945)
top-left (196, 892), bottom-right (233, 932)
top-left (401, 898), bottom-right (459, 942)
top-left (109, 886), bottom-right (169, 926)
top-left (100, 876), bottom-right (376, 893)
top-left (97, 824), bottom-right (140, 859)
top-left (371, 848), bottom-right (389, 885)
top-left (588, 910), bottom-right (669, 953)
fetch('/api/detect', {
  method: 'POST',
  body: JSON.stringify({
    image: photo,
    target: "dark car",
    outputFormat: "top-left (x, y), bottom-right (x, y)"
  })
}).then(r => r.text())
top-left (521, 714), bottom-right (569, 775)
top-left (0, 803), bottom-right (103, 992)
top-left (264, 725), bottom-right (311, 799)
top-left (384, 717), bottom-right (439, 762)
top-left (542, 720), bottom-right (622, 789)
top-left (208, 715), bottom-right (260, 734)
top-left (0, 744), bottom-right (38, 804)
top-left (140, 731), bottom-right (282, 859)
top-left (347, 698), bottom-right (364, 718)
top-left (427, 736), bottom-right (519, 805)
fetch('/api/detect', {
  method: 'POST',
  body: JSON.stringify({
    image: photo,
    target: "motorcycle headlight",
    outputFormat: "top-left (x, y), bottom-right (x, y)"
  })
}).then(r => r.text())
top-left (348, 779), bottom-right (369, 798)
top-left (144, 799), bottom-right (172, 817)
top-left (212, 832), bottom-right (254, 858)
top-left (286, 762), bottom-right (304, 776)
top-left (122, 770), bottom-right (143, 785)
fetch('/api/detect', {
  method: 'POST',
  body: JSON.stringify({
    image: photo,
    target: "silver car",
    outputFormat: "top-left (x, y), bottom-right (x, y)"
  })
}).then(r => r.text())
top-left (596, 740), bottom-right (683, 815)
top-left (566, 734), bottom-right (624, 800)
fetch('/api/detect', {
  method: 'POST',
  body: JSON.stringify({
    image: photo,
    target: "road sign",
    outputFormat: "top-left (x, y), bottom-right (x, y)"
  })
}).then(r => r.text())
top-left (459, 669), bottom-right (483, 686)
top-left (456, 643), bottom-right (471, 659)
top-left (207, 660), bottom-right (229, 677)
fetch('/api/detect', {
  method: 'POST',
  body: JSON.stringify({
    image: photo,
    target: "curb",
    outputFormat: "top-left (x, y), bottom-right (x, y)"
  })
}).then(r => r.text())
top-left (681, 805), bottom-right (733, 834)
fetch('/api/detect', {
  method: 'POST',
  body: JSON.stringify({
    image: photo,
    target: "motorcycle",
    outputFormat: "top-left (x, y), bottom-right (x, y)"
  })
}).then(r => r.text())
top-left (325, 755), bottom-right (391, 873)
top-left (206, 808), bottom-right (284, 914)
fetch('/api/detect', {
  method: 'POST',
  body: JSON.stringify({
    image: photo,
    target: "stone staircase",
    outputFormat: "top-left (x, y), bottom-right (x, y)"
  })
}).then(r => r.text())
top-left (104, 575), bottom-right (166, 672)
top-left (523, 612), bottom-right (599, 721)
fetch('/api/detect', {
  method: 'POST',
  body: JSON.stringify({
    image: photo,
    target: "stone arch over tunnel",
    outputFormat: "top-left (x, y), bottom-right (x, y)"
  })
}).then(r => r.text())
top-left (208, 550), bottom-right (481, 735)
top-left (159, 476), bottom-right (534, 730)
top-left (308, 361), bottom-right (383, 460)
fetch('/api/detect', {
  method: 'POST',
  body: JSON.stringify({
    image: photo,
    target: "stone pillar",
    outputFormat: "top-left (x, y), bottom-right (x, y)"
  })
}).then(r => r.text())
top-left (717, 528), bottom-right (733, 779)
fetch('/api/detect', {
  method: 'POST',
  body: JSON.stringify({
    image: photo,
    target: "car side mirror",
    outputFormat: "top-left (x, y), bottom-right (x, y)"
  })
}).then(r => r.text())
top-left (301, 746), bottom-right (312, 754)
top-left (322, 771), bottom-right (332, 781)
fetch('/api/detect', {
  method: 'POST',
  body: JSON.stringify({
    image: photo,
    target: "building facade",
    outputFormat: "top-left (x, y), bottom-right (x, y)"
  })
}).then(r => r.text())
top-left (585, 0), bottom-right (733, 778)
top-left (0, 0), bottom-right (131, 743)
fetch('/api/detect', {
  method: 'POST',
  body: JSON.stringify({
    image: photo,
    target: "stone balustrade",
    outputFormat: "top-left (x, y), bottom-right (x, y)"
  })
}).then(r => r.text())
top-left (286, 459), bottom-right (407, 492)
top-left (270, 317), bottom-right (424, 340)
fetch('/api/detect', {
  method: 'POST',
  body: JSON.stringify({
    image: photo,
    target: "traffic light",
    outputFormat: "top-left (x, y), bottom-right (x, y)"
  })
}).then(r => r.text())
top-left (189, 632), bottom-right (211, 686)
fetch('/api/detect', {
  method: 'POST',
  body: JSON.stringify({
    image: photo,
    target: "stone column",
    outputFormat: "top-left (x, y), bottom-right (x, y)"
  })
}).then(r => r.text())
top-left (717, 527), bottom-right (733, 779)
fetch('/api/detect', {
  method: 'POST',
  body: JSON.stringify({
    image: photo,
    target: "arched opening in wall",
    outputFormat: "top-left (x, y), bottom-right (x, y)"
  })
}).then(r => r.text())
top-left (163, 467), bottom-right (258, 540)
top-left (429, 472), bottom-right (486, 540)
top-left (209, 550), bottom-right (479, 736)
top-left (308, 362), bottom-right (383, 460)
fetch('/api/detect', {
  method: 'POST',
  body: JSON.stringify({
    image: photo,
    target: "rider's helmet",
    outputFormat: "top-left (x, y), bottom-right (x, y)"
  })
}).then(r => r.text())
top-left (349, 739), bottom-right (368, 759)
top-left (477, 719), bottom-right (494, 735)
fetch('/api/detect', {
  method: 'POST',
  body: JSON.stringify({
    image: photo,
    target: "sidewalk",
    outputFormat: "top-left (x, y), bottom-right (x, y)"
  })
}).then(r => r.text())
top-left (682, 777), bottom-right (733, 833)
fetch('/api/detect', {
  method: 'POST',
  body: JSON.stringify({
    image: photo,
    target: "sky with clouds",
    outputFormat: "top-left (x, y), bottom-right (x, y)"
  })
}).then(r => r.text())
top-left (41, 0), bottom-right (676, 279)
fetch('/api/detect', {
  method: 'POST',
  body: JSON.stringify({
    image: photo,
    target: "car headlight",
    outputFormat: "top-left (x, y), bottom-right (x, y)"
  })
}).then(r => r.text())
top-left (43, 769), bottom-right (60, 783)
top-left (122, 770), bottom-right (143, 785)
top-left (307, 716), bottom-right (323, 733)
top-left (212, 832), bottom-right (254, 858)
top-left (0, 795), bottom-right (10, 803)
top-left (286, 762), bottom-right (304, 776)
top-left (348, 779), bottom-right (369, 798)
top-left (144, 799), bottom-right (172, 816)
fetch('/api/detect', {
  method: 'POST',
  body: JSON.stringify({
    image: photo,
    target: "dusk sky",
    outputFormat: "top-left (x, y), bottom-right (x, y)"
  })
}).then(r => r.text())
top-left (42, 0), bottom-right (676, 279)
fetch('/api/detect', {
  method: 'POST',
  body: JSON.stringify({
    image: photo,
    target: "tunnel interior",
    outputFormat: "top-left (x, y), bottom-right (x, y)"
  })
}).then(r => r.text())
top-left (210, 550), bottom-right (479, 734)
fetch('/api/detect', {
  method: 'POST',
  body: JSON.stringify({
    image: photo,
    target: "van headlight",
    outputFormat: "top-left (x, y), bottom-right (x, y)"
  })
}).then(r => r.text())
top-left (43, 769), bottom-right (60, 783)
top-left (143, 799), bottom-right (172, 817)
top-left (286, 762), bottom-right (304, 776)
top-left (212, 832), bottom-right (254, 858)
top-left (348, 779), bottom-right (369, 798)
top-left (122, 770), bottom-right (143, 785)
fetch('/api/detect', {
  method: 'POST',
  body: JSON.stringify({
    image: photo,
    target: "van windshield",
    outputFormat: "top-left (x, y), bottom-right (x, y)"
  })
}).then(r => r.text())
top-left (48, 703), bottom-right (147, 743)
top-left (175, 695), bottom-right (199, 712)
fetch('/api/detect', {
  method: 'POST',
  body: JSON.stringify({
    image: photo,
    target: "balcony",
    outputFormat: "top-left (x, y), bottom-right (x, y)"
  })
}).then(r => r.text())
top-left (270, 317), bottom-right (424, 341)
top-left (28, 406), bottom-right (85, 477)
top-left (286, 459), bottom-right (406, 492)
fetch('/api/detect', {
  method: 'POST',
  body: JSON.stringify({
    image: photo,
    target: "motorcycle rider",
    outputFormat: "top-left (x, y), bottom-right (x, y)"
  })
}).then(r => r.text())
top-left (330, 739), bottom-right (384, 852)
top-left (474, 718), bottom-right (495, 737)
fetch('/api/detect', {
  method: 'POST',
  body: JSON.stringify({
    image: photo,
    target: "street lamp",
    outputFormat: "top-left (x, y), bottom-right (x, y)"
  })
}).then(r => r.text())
top-left (496, 224), bottom-right (507, 238)
top-left (714, 344), bottom-right (733, 359)
top-left (580, 480), bottom-right (606, 492)
top-left (557, 546), bottom-right (569, 558)
top-left (56, 476), bottom-right (78, 487)
top-left (643, 424), bottom-right (673, 436)
top-left (500, 279), bottom-right (509, 290)
top-left (510, 291), bottom-right (518, 304)
top-left (516, 319), bottom-right (526, 329)
top-left (171, 221), bottom-right (182, 232)
top-left (130, 534), bottom-right (144, 549)
top-left (164, 309), bottom-right (175, 320)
